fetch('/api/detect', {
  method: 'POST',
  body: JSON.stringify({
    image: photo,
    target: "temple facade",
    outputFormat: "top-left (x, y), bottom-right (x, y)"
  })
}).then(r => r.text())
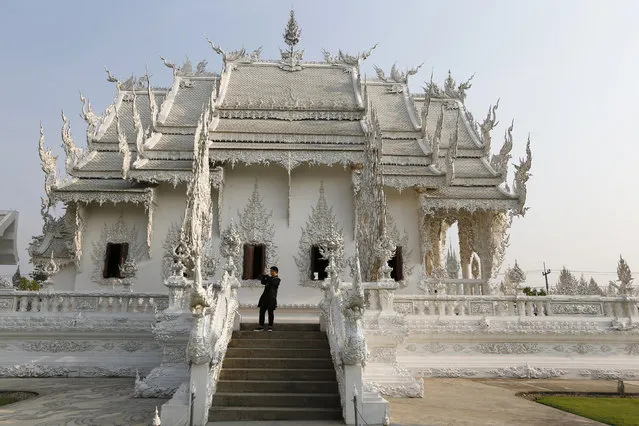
top-left (29, 25), bottom-right (530, 309)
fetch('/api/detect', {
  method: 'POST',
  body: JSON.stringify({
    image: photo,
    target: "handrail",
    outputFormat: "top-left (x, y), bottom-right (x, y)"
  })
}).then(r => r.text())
top-left (0, 291), bottom-right (168, 314)
top-left (187, 269), bottom-right (240, 426)
top-left (393, 294), bottom-right (639, 318)
top-left (320, 255), bottom-right (366, 425)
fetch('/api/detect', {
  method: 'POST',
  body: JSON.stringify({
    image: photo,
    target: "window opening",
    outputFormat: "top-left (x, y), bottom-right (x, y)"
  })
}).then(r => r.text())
top-left (310, 245), bottom-right (329, 281)
top-left (242, 244), bottom-right (265, 280)
top-left (389, 246), bottom-right (404, 282)
top-left (103, 242), bottom-right (129, 279)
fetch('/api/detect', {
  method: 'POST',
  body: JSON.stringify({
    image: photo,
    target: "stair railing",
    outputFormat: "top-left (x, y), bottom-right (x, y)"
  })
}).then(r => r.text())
top-left (320, 253), bottom-right (367, 425)
top-left (186, 257), bottom-right (240, 426)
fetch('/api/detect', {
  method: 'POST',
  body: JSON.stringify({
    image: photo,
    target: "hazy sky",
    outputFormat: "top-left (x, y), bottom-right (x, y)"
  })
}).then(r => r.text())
top-left (1, 0), bottom-right (637, 288)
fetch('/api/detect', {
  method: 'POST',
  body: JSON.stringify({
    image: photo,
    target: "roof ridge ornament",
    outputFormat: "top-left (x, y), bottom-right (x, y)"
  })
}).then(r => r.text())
top-left (490, 119), bottom-right (514, 181)
top-left (424, 70), bottom-right (474, 103)
top-left (374, 62), bottom-right (423, 89)
top-left (512, 135), bottom-right (532, 217)
top-left (445, 113), bottom-right (459, 186)
top-left (115, 105), bottom-right (131, 179)
top-left (60, 111), bottom-right (83, 176)
top-left (79, 92), bottom-right (99, 145)
top-left (131, 92), bottom-right (146, 167)
top-left (38, 124), bottom-right (59, 206)
top-left (279, 9), bottom-right (304, 71)
top-left (322, 43), bottom-right (378, 68)
top-left (480, 99), bottom-right (499, 155)
top-left (206, 37), bottom-right (263, 70)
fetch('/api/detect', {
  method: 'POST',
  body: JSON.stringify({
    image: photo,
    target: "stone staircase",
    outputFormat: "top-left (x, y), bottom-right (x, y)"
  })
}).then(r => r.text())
top-left (209, 323), bottom-right (343, 422)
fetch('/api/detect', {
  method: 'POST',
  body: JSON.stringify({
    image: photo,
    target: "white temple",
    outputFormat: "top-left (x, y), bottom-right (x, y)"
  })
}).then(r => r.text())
top-left (2, 11), bottom-right (636, 426)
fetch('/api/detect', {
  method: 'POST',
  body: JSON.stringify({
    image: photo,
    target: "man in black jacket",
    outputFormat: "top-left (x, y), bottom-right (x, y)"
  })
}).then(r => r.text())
top-left (255, 266), bottom-right (280, 332)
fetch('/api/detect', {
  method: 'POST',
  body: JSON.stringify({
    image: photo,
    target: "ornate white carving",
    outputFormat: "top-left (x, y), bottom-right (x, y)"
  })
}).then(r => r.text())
top-left (418, 368), bottom-right (479, 378)
top-left (115, 105), bottom-right (131, 179)
top-left (91, 214), bottom-right (145, 285)
top-left (491, 120), bottom-right (513, 179)
top-left (512, 136), bottom-right (532, 217)
top-left (489, 365), bottom-right (568, 379)
top-left (424, 71), bottom-right (474, 104)
top-left (234, 181), bottom-right (278, 280)
top-left (279, 10), bottom-right (304, 71)
top-left (60, 111), bottom-right (83, 176)
top-left (578, 369), bottom-right (638, 380)
top-left (79, 92), bottom-right (99, 145)
top-left (322, 44), bottom-right (377, 67)
top-left (207, 37), bottom-right (262, 67)
top-left (479, 100), bottom-right (499, 156)
top-left (295, 183), bottom-right (345, 288)
top-left (38, 124), bottom-right (58, 204)
top-left (373, 63), bottom-right (423, 85)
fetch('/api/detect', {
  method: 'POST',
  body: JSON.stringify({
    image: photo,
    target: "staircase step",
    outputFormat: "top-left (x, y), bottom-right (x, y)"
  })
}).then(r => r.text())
top-left (226, 347), bottom-right (330, 358)
top-left (240, 323), bottom-right (320, 331)
top-left (217, 379), bottom-right (339, 394)
top-left (223, 357), bottom-right (334, 369)
top-left (228, 338), bottom-right (329, 349)
top-left (209, 406), bottom-right (342, 422)
top-left (220, 368), bottom-right (336, 381)
top-left (233, 330), bottom-right (326, 339)
top-left (213, 392), bottom-right (340, 408)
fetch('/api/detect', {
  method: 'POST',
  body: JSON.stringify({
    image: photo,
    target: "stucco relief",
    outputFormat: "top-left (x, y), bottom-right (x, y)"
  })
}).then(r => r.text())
top-left (22, 341), bottom-right (96, 353)
top-left (550, 303), bottom-right (603, 315)
top-left (488, 365), bottom-right (568, 379)
top-left (578, 369), bottom-right (638, 380)
top-left (231, 181), bottom-right (278, 287)
top-left (295, 183), bottom-right (345, 288)
top-left (417, 368), bottom-right (479, 378)
top-left (91, 214), bottom-right (145, 286)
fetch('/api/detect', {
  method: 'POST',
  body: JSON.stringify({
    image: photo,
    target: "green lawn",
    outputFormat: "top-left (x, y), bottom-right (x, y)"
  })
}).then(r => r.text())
top-left (537, 396), bottom-right (639, 426)
top-left (0, 396), bottom-right (19, 406)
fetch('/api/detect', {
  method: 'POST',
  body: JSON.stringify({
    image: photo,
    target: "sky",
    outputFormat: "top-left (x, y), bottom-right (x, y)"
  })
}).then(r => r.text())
top-left (0, 0), bottom-right (637, 289)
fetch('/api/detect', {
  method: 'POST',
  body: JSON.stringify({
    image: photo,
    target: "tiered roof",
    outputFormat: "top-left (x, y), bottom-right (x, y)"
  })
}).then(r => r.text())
top-left (37, 15), bottom-right (531, 225)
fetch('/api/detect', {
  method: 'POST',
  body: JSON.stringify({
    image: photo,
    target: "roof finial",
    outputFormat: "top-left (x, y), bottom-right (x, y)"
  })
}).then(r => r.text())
top-left (280, 9), bottom-right (304, 71)
top-left (284, 9), bottom-right (301, 55)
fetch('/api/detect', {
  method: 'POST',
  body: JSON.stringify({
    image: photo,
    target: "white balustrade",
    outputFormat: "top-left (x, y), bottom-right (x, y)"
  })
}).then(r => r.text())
top-left (393, 294), bottom-right (639, 318)
top-left (0, 291), bottom-right (168, 314)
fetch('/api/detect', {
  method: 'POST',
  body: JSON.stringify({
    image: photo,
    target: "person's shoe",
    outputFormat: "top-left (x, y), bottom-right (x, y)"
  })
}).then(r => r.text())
top-left (254, 327), bottom-right (265, 332)
top-left (267, 327), bottom-right (273, 332)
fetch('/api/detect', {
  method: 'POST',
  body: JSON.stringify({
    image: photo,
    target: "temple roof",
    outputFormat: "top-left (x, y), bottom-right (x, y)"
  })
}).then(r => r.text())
top-left (42, 38), bottom-right (528, 210)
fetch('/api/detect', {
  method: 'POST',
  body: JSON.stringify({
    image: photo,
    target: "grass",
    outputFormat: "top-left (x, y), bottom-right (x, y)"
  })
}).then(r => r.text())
top-left (537, 396), bottom-right (639, 426)
top-left (0, 396), bottom-right (19, 406)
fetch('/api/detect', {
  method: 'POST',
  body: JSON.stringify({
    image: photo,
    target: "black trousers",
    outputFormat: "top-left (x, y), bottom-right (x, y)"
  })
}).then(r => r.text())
top-left (259, 306), bottom-right (274, 327)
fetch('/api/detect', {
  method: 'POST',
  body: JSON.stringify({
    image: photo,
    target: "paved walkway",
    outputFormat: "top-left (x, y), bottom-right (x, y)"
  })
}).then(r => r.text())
top-left (0, 377), bottom-right (637, 425)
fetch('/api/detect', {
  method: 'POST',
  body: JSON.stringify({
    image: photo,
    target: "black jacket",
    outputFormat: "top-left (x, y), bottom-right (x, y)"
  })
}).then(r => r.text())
top-left (258, 275), bottom-right (280, 310)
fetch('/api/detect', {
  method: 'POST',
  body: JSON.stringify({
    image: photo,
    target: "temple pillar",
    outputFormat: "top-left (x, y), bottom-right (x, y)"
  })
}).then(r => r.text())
top-left (457, 212), bottom-right (474, 280)
top-left (420, 211), bottom-right (451, 277)
top-left (472, 210), bottom-right (511, 295)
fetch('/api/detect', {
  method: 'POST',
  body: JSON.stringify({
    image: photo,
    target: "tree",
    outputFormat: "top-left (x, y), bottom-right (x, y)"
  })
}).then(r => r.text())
top-left (576, 274), bottom-right (589, 295)
top-left (11, 266), bottom-right (21, 286)
top-left (587, 277), bottom-right (603, 295)
top-left (16, 277), bottom-right (39, 291)
top-left (30, 266), bottom-right (48, 283)
top-left (554, 266), bottom-right (578, 295)
top-left (522, 287), bottom-right (547, 296)
top-left (617, 255), bottom-right (634, 295)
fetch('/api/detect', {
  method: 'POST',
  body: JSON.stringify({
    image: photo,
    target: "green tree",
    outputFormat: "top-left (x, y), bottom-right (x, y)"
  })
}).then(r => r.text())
top-left (16, 277), bottom-right (39, 291)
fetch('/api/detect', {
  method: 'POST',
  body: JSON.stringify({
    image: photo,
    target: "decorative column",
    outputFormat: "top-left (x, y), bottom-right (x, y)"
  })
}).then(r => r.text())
top-left (134, 241), bottom-right (194, 398)
top-left (457, 212), bottom-right (474, 280)
top-left (473, 210), bottom-right (510, 295)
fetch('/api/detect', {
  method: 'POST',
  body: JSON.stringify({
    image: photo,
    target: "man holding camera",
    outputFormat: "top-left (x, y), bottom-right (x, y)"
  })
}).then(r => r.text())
top-left (255, 266), bottom-right (280, 332)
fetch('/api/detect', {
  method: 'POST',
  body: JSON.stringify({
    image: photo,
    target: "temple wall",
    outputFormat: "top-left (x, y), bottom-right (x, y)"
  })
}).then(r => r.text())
top-left (222, 164), bottom-right (355, 309)
top-left (74, 203), bottom-right (149, 292)
top-left (51, 264), bottom-right (76, 291)
top-left (386, 188), bottom-right (422, 294)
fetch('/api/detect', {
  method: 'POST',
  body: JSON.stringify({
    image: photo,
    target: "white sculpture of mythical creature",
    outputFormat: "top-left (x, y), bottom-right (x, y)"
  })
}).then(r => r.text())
top-left (443, 71), bottom-right (474, 103)
top-left (322, 43), bottom-right (378, 67)
top-left (79, 92), bottom-right (100, 136)
top-left (480, 100), bottom-right (499, 155)
top-left (38, 124), bottom-right (58, 201)
top-left (491, 120), bottom-right (514, 179)
top-left (512, 136), bottom-right (532, 216)
top-left (374, 63), bottom-right (423, 84)
top-left (61, 111), bottom-right (83, 175)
